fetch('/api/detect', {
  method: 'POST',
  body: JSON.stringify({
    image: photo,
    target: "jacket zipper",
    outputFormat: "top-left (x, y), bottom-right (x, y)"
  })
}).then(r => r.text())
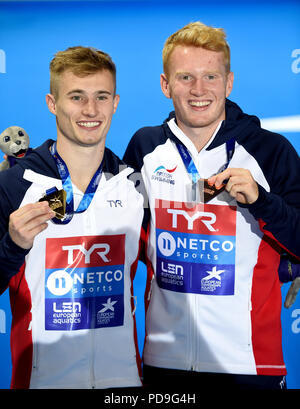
top-left (189, 294), bottom-right (197, 371)
top-left (90, 303), bottom-right (96, 388)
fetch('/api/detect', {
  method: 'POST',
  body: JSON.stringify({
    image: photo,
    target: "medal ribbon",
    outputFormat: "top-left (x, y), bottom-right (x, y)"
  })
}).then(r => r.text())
top-left (176, 137), bottom-right (235, 184)
top-left (49, 141), bottom-right (103, 224)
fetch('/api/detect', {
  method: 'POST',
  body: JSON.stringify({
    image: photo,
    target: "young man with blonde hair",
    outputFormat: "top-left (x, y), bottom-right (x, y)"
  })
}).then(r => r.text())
top-left (0, 46), bottom-right (144, 389)
top-left (124, 22), bottom-right (300, 390)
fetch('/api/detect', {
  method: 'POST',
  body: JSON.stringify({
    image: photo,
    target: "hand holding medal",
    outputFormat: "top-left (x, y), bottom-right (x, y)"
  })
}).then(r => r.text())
top-left (8, 201), bottom-right (56, 250)
top-left (207, 167), bottom-right (259, 205)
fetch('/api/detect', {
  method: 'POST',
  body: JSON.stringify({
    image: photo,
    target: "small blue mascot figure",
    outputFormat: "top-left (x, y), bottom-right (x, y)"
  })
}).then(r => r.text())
top-left (0, 126), bottom-right (32, 171)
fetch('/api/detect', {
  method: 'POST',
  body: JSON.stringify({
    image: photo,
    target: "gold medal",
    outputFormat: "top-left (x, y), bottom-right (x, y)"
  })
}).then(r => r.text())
top-left (39, 189), bottom-right (67, 219)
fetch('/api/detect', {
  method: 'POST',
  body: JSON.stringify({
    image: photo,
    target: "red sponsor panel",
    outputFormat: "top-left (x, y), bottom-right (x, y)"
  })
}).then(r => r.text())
top-left (9, 264), bottom-right (33, 389)
top-left (155, 199), bottom-right (236, 236)
top-left (251, 235), bottom-right (286, 375)
top-left (45, 235), bottom-right (125, 269)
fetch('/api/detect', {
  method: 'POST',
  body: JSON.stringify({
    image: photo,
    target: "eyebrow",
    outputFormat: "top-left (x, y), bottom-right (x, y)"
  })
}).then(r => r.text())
top-left (176, 71), bottom-right (191, 76)
top-left (176, 70), bottom-right (220, 75)
top-left (66, 89), bottom-right (112, 96)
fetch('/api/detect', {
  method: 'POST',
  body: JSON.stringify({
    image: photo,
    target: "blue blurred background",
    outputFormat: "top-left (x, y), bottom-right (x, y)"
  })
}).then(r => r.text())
top-left (0, 0), bottom-right (299, 389)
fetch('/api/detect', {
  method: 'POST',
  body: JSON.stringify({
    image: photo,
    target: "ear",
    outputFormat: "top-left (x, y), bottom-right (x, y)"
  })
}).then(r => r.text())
top-left (113, 94), bottom-right (120, 114)
top-left (160, 73), bottom-right (171, 99)
top-left (225, 71), bottom-right (234, 98)
top-left (46, 94), bottom-right (56, 115)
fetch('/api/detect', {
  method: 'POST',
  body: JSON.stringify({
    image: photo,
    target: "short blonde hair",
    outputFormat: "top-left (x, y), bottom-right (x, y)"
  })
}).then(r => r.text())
top-left (50, 46), bottom-right (116, 98)
top-left (163, 22), bottom-right (231, 76)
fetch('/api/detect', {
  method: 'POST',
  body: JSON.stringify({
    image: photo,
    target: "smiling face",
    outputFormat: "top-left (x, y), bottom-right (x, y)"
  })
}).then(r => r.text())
top-left (46, 69), bottom-right (119, 150)
top-left (161, 45), bottom-right (233, 142)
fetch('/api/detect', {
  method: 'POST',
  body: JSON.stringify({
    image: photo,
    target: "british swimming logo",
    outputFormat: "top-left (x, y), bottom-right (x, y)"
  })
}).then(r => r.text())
top-left (153, 165), bottom-right (177, 173)
top-left (151, 164), bottom-right (177, 185)
top-left (45, 235), bottom-right (125, 330)
top-left (155, 200), bottom-right (236, 295)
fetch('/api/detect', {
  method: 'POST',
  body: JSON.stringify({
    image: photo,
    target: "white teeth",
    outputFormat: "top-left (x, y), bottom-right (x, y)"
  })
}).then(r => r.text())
top-left (77, 121), bottom-right (100, 127)
top-left (189, 101), bottom-right (211, 107)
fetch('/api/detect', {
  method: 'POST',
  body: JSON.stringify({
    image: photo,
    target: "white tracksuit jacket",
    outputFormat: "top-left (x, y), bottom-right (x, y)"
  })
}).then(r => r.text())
top-left (123, 100), bottom-right (300, 377)
top-left (0, 139), bottom-right (144, 389)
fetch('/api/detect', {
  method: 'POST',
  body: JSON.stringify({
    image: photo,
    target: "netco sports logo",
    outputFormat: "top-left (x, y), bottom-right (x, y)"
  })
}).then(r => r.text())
top-left (155, 200), bottom-right (236, 295)
top-left (45, 235), bottom-right (125, 330)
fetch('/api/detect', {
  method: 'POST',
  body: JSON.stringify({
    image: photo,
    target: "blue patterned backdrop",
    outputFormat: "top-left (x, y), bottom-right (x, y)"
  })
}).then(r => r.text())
top-left (0, 0), bottom-right (299, 389)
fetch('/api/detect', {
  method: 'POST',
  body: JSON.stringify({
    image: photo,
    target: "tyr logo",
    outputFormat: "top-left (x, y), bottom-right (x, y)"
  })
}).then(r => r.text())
top-left (62, 243), bottom-right (110, 264)
top-left (167, 209), bottom-right (217, 232)
top-left (107, 200), bottom-right (123, 207)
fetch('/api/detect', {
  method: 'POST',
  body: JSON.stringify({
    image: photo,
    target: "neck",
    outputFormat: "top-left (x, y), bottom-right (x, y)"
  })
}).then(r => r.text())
top-left (177, 121), bottom-right (222, 153)
top-left (56, 138), bottom-right (105, 193)
top-left (186, 129), bottom-right (213, 152)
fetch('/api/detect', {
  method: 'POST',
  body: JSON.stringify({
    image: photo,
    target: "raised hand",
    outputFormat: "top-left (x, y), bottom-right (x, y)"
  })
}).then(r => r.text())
top-left (9, 201), bottom-right (55, 249)
top-left (208, 168), bottom-right (259, 205)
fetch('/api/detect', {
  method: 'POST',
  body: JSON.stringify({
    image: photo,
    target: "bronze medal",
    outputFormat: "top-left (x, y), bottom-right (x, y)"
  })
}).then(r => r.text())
top-left (39, 189), bottom-right (67, 219)
top-left (198, 179), bottom-right (226, 203)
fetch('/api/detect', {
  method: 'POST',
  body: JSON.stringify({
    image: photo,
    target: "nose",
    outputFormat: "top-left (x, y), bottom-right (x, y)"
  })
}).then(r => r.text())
top-left (190, 78), bottom-right (206, 96)
top-left (82, 98), bottom-right (98, 117)
top-left (15, 140), bottom-right (21, 145)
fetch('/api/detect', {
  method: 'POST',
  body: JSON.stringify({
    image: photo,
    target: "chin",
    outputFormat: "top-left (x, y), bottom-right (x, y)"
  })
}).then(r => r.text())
top-left (186, 119), bottom-right (214, 129)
